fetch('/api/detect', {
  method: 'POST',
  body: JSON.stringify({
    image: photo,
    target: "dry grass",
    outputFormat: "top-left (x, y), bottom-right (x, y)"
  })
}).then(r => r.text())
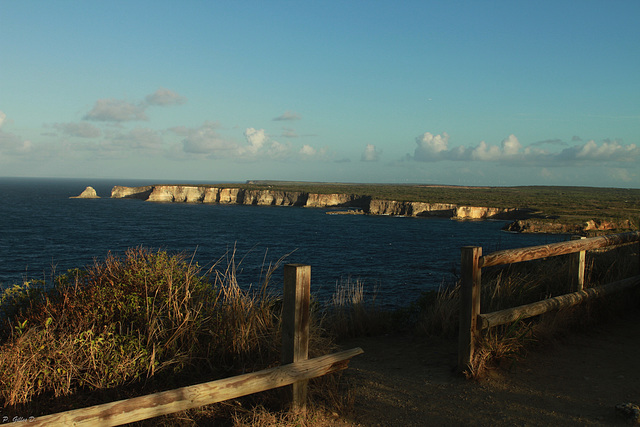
top-left (321, 277), bottom-right (394, 340)
top-left (0, 247), bottom-right (345, 424)
top-left (415, 282), bottom-right (460, 338)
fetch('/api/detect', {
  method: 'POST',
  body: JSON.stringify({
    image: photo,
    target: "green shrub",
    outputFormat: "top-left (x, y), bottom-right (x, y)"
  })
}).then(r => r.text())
top-left (0, 247), bottom-right (310, 408)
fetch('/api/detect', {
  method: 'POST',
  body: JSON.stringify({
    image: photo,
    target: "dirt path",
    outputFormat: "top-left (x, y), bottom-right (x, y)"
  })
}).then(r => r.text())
top-left (336, 311), bottom-right (640, 426)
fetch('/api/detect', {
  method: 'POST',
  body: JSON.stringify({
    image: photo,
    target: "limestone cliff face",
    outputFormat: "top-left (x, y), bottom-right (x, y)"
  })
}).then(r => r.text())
top-left (366, 200), bottom-right (519, 219)
top-left (147, 186), bottom-right (207, 203)
top-left (453, 206), bottom-right (515, 220)
top-left (111, 185), bottom-right (153, 199)
top-left (241, 189), bottom-right (307, 206)
top-left (367, 200), bottom-right (458, 216)
top-left (304, 193), bottom-right (362, 208)
top-left (110, 185), bottom-right (522, 221)
top-left (203, 188), bottom-right (219, 203)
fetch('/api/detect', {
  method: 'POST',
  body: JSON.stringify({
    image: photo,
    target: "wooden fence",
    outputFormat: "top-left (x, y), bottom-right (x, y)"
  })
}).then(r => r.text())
top-left (458, 231), bottom-right (640, 372)
top-left (11, 264), bottom-right (363, 426)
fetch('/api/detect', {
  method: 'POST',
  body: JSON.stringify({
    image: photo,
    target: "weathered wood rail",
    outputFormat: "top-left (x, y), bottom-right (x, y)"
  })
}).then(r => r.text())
top-left (458, 231), bottom-right (640, 372)
top-left (9, 264), bottom-right (363, 426)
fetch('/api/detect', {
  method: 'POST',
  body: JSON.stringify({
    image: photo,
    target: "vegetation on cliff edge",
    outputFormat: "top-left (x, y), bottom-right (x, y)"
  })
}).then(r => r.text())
top-left (158, 181), bottom-right (640, 232)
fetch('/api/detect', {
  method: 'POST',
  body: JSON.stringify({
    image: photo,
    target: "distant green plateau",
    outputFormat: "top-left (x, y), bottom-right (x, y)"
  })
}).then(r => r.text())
top-left (234, 181), bottom-right (639, 233)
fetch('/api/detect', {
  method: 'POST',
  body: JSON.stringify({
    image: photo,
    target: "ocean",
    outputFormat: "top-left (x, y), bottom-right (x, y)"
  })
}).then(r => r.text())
top-left (0, 177), bottom-right (565, 308)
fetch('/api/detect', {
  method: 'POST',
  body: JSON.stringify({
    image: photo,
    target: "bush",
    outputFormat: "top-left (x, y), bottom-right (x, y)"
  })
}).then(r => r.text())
top-left (0, 247), bottom-right (315, 409)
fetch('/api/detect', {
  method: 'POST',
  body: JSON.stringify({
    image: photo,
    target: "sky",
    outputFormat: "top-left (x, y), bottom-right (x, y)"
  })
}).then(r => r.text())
top-left (1, 1), bottom-right (639, 188)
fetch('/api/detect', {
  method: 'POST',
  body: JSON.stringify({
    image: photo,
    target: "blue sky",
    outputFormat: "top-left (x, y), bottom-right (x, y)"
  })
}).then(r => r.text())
top-left (1, 1), bottom-right (638, 187)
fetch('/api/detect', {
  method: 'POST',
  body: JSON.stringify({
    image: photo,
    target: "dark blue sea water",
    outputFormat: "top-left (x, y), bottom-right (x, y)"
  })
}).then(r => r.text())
top-left (0, 177), bottom-right (565, 308)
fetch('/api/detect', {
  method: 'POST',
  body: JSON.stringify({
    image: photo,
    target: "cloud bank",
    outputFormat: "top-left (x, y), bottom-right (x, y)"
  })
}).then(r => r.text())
top-left (410, 132), bottom-right (638, 166)
top-left (83, 88), bottom-right (187, 122)
top-left (83, 99), bottom-right (148, 122)
top-left (145, 88), bottom-right (187, 106)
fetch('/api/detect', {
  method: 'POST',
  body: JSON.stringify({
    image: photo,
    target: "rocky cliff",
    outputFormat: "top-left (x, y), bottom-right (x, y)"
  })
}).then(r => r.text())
top-left (111, 185), bottom-right (524, 221)
top-left (111, 185), bottom-right (154, 200)
top-left (504, 218), bottom-right (635, 235)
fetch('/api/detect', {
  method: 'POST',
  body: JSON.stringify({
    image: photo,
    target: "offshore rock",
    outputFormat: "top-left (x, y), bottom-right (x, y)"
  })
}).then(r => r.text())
top-left (71, 186), bottom-right (100, 199)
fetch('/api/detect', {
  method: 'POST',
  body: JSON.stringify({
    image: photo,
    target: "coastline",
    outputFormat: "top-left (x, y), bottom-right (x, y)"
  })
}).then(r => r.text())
top-left (109, 184), bottom-right (527, 220)
top-left (107, 183), bottom-right (638, 235)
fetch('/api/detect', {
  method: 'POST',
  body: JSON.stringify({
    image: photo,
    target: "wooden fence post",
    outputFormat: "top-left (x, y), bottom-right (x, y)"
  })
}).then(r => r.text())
top-left (282, 264), bottom-right (311, 412)
top-left (637, 224), bottom-right (640, 275)
top-left (458, 246), bottom-right (482, 373)
top-left (571, 236), bottom-right (586, 291)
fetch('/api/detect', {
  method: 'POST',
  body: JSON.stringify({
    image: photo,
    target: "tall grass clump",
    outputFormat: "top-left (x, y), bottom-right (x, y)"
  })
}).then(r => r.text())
top-left (0, 247), bottom-right (336, 420)
top-left (321, 276), bottom-right (394, 339)
top-left (414, 282), bottom-right (460, 338)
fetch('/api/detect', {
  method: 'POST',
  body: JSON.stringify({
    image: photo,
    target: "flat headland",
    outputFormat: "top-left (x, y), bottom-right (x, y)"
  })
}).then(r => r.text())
top-left (111, 180), bottom-right (640, 235)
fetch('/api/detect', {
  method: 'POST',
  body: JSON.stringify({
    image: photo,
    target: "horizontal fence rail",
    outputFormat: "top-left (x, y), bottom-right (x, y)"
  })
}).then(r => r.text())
top-left (8, 264), bottom-right (363, 426)
top-left (481, 231), bottom-right (640, 268)
top-left (458, 231), bottom-right (640, 372)
top-left (478, 275), bottom-right (640, 330)
top-left (17, 348), bottom-right (363, 427)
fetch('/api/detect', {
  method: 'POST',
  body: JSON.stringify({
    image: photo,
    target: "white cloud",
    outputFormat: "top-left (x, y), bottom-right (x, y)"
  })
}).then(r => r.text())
top-left (410, 132), bottom-right (638, 166)
top-left (557, 139), bottom-right (637, 162)
top-left (145, 88), bottom-right (187, 106)
top-left (273, 111), bottom-right (301, 121)
top-left (0, 111), bottom-right (6, 128)
top-left (53, 122), bottom-right (101, 138)
top-left (266, 140), bottom-right (289, 157)
top-left (470, 140), bottom-right (502, 161)
top-left (300, 144), bottom-right (316, 156)
top-left (501, 134), bottom-right (521, 156)
top-left (238, 128), bottom-right (324, 161)
top-left (83, 99), bottom-right (148, 122)
top-left (361, 144), bottom-right (381, 162)
top-left (243, 128), bottom-right (268, 154)
top-left (413, 132), bottom-right (450, 161)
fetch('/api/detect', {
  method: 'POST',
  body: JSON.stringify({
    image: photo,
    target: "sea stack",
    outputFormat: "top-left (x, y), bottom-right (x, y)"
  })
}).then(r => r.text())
top-left (71, 186), bottom-right (100, 199)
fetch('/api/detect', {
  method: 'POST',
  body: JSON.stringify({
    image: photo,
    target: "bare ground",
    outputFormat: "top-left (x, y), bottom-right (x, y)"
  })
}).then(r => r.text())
top-left (333, 310), bottom-right (640, 426)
